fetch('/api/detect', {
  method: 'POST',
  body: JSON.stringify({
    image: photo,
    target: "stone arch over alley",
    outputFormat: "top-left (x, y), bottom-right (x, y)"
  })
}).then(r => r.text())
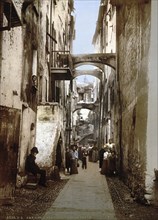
top-left (71, 53), bottom-right (116, 82)
top-left (71, 53), bottom-right (116, 152)
top-left (73, 103), bottom-right (99, 113)
top-left (72, 53), bottom-right (116, 70)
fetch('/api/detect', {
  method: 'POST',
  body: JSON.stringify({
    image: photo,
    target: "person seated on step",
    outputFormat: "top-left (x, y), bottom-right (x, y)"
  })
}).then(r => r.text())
top-left (25, 147), bottom-right (47, 187)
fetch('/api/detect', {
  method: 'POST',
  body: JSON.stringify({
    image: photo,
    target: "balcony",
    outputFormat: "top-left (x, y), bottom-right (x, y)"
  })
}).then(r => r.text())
top-left (0, 0), bottom-right (22, 31)
top-left (50, 51), bottom-right (73, 81)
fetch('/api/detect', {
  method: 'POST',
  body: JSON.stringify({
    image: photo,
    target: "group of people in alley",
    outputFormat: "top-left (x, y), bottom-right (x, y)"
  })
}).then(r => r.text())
top-left (24, 144), bottom-right (89, 188)
top-left (65, 139), bottom-right (117, 176)
top-left (99, 139), bottom-right (117, 176)
top-left (65, 145), bottom-right (88, 174)
top-left (25, 139), bottom-right (117, 188)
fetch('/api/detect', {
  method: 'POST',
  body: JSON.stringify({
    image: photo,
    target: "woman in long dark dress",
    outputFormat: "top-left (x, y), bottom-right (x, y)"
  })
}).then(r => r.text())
top-left (99, 146), bottom-right (105, 170)
top-left (65, 147), bottom-right (72, 174)
top-left (70, 146), bottom-right (78, 174)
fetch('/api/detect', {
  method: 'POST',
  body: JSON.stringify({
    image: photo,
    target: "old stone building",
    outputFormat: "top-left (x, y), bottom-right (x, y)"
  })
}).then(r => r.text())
top-left (0, 0), bottom-right (75, 202)
top-left (92, 0), bottom-right (116, 148)
top-left (71, 81), bottom-right (97, 145)
top-left (93, 0), bottom-right (158, 205)
top-left (0, 0), bottom-right (39, 201)
top-left (34, 0), bottom-right (75, 172)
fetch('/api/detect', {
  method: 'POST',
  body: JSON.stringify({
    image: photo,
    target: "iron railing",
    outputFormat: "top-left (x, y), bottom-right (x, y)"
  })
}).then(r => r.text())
top-left (50, 50), bottom-right (73, 70)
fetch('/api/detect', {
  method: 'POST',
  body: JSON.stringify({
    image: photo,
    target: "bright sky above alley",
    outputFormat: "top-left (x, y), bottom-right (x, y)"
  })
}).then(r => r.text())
top-left (73, 0), bottom-right (100, 118)
top-left (73, 0), bottom-right (100, 54)
top-left (73, 0), bottom-right (100, 83)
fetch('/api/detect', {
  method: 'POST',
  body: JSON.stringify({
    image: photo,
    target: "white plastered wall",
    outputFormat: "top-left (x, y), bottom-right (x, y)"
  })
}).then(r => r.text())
top-left (146, 0), bottom-right (158, 194)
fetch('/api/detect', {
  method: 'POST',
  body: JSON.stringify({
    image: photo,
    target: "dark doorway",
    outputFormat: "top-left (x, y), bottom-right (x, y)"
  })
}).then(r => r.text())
top-left (55, 137), bottom-right (62, 171)
top-left (0, 106), bottom-right (20, 199)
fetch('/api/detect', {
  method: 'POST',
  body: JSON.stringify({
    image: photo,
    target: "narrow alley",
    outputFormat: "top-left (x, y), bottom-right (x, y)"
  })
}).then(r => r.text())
top-left (0, 0), bottom-right (158, 220)
top-left (42, 161), bottom-right (116, 220)
top-left (1, 161), bottom-right (158, 220)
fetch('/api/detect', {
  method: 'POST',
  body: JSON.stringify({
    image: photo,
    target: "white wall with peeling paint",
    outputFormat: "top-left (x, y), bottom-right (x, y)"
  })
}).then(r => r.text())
top-left (0, 27), bottom-right (23, 109)
top-left (35, 104), bottom-right (64, 169)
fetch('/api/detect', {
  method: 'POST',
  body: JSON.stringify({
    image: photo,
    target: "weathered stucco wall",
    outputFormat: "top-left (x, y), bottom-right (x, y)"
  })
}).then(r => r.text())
top-left (19, 107), bottom-right (36, 173)
top-left (117, 0), bottom-right (151, 198)
top-left (0, 6), bottom-right (24, 200)
top-left (35, 104), bottom-right (64, 169)
top-left (0, 1), bottom-right (39, 198)
top-left (0, 27), bottom-right (23, 109)
top-left (38, 0), bottom-right (50, 103)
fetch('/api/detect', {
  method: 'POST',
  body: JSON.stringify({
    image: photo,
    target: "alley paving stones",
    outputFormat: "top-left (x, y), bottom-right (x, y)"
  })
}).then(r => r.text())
top-left (106, 176), bottom-right (158, 220)
top-left (1, 166), bottom-right (158, 220)
top-left (0, 179), bottom-right (68, 220)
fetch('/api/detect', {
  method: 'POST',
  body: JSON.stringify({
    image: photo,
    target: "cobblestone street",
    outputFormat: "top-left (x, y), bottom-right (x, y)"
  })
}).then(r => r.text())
top-left (107, 176), bottom-right (158, 220)
top-left (0, 179), bottom-right (68, 220)
top-left (0, 163), bottom-right (158, 220)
